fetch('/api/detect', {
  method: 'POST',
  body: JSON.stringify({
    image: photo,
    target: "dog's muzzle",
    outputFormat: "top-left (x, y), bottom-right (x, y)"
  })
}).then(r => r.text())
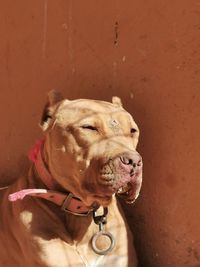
top-left (100, 151), bottom-right (143, 204)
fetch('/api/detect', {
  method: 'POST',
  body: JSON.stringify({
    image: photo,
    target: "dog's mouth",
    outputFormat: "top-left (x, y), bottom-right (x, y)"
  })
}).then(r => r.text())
top-left (115, 180), bottom-right (141, 204)
top-left (82, 175), bottom-right (141, 207)
top-left (83, 154), bottom-right (142, 206)
top-left (98, 156), bottom-right (143, 204)
top-left (116, 182), bottom-right (132, 196)
top-left (95, 170), bottom-right (142, 204)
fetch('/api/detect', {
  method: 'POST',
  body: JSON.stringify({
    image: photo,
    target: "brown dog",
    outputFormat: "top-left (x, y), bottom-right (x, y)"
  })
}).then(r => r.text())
top-left (0, 91), bottom-right (142, 267)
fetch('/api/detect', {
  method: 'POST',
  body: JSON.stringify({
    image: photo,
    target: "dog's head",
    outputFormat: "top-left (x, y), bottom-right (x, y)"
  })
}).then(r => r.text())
top-left (40, 91), bottom-right (142, 207)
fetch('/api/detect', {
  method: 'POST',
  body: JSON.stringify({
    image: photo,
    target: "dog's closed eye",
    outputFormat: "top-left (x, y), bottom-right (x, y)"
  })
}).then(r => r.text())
top-left (81, 125), bottom-right (98, 131)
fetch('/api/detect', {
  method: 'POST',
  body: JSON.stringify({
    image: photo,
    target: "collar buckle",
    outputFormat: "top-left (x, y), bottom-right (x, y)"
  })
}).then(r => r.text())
top-left (61, 193), bottom-right (92, 216)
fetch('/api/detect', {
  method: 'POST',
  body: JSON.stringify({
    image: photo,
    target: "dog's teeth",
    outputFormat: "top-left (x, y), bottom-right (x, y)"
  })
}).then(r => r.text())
top-left (117, 187), bottom-right (123, 193)
top-left (117, 184), bottom-right (131, 195)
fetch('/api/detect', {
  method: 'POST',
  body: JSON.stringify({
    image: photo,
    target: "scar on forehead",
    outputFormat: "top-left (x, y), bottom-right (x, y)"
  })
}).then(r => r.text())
top-left (109, 119), bottom-right (120, 128)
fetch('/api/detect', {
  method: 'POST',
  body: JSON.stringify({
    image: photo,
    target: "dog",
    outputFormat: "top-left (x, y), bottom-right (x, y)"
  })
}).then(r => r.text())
top-left (0, 91), bottom-right (142, 267)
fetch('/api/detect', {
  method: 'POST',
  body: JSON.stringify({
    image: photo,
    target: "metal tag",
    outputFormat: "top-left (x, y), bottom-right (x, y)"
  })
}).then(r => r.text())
top-left (91, 207), bottom-right (115, 255)
top-left (91, 230), bottom-right (115, 255)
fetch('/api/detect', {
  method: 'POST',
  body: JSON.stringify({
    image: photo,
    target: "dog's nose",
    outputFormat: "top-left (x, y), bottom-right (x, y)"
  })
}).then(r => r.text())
top-left (120, 152), bottom-right (142, 175)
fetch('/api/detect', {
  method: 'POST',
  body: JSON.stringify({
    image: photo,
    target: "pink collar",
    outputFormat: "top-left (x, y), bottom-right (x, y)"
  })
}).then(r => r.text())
top-left (9, 140), bottom-right (94, 216)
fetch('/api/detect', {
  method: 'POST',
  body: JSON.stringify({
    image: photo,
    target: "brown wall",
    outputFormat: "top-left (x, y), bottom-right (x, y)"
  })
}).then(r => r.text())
top-left (0, 1), bottom-right (200, 266)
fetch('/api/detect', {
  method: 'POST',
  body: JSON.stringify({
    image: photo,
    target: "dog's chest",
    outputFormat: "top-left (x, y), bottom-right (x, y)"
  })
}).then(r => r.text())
top-left (35, 237), bottom-right (98, 267)
top-left (20, 200), bottom-right (135, 267)
top-left (34, 236), bottom-right (128, 267)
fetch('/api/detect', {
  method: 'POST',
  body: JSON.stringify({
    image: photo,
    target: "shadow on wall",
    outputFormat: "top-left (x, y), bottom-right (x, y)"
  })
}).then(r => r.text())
top-left (0, 155), bottom-right (29, 188)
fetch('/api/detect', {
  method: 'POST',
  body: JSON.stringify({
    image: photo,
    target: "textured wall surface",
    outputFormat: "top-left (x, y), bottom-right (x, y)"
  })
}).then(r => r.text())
top-left (0, 1), bottom-right (200, 266)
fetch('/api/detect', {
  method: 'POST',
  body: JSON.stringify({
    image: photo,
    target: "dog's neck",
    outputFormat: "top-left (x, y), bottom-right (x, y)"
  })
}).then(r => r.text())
top-left (9, 139), bottom-right (96, 241)
top-left (28, 139), bottom-right (96, 215)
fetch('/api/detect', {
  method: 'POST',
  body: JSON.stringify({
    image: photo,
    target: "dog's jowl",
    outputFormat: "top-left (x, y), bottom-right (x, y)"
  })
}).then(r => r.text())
top-left (0, 91), bottom-right (143, 267)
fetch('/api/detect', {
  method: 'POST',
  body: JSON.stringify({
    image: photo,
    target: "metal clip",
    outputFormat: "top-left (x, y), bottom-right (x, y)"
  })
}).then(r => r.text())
top-left (61, 193), bottom-right (92, 216)
top-left (93, 207), bottom-right (108, 225)
top-left (91, 207), bottom-right (115, 255)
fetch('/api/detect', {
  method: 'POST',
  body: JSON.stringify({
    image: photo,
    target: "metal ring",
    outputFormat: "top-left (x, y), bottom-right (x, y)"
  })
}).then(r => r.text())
top-left (91, 231), bottom-right (115, 255)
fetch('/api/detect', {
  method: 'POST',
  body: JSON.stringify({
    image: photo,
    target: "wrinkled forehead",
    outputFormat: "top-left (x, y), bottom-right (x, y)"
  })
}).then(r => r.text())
top-left (58, 99), bottom-right (123, 112)
top-left (55, 99), bottom-right (136, 126)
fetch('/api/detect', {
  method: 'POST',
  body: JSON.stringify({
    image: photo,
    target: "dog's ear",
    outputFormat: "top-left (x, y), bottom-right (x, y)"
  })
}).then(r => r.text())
top-left (112, 96), bottom-right (123, 107)
top-left (47, 90), bottom-right (63, 106)
top-left (40, 90), bottom-right (63, 131)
